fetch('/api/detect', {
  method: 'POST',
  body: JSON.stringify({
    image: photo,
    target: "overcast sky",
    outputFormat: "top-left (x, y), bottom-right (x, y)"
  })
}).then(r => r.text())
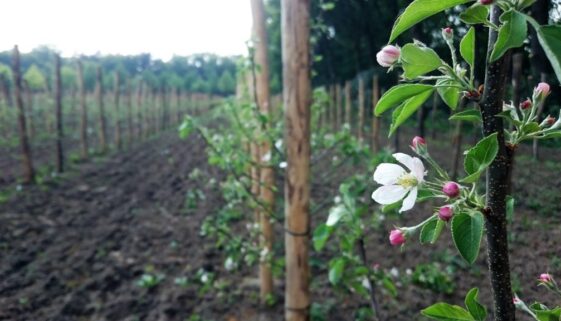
top-left (1, 0), bottom-right (252, 60)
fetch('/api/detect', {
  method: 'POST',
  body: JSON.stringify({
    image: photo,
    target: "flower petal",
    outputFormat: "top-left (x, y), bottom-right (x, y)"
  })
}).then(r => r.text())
top-left (373, 163), bottom-right (405, 185)
top-left (399, 187), bottom-right (418, 212)
top-left (372, 185), bottom-right (408, 205)
top-left (393, 153), bottom-right (425, 182)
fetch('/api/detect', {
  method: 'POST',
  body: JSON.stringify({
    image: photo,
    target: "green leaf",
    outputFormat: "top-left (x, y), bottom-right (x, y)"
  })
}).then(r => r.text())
top-left (465, 288), bottom-right (487, 321)
top-left (375, 84), bottom-right (434, 116)
top-left (522, 122), bottom-right (541, 135)
top-left (436, 79), bottom-right (461, 110)
top-left (422, 303), bottom-right (475, 321)
top-left (420, 217), bottom-right (445, 244)
top-left (326, 204), bottom-right (346, 226)
top-left (451, 212), bottom-right (484, 264)
top-left (401, 43), bottom-right (443, 79)
top-left (389, 0), bottom-right (473, 42)
top-left (490, 10), bottom-right (527, 62)
top-left (530, 303), bottom-right (561, 321)
top-left (313, 224), bottom-right (332, 252)
top-left (460, 4), bottom-right (489, 25)
top-left (450, 109), bottom-right (482, 122)
top-left (536, 25), bottom-right (561, 84)
top-left (389, 88), bottom-right (434, 135)
top-left (460, 27), bottom-right (476, 68)
top-left (328, 258), bottom-right (346, 285)
top-left (461, 133), bottom-right (499, 184)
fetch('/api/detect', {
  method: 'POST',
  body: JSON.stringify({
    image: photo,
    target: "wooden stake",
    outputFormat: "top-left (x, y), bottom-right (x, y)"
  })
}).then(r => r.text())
top-left (282, 0), bottom-right (311, 319)
top-left (54, 54), bottom-right (64, 173)
top-left (336, 84), bottom-right (342, 131)
top-left (114, 72), bottom-right (122, 150)
top-left (345, 80), bottom-right (351, 127)
top-left (96, 67), bottom-right (108, 153)
top-left (358, 76), bottom-right (364, 142)
top-left (76, 61), bottom-right (88, 159)
top-left (12, 45), bottom-right (35, 184)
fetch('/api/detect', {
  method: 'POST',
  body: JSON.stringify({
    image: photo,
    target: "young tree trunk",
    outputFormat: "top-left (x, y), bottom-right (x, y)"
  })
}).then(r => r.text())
top-left (371, 75), bottom-right (380, 153)
top-left (160, 86), bottom-right (167, 130)
top-left (282, 0), bottom-right (311, 319)
top-left (12, 46), bottom-right (35, 184)
top-left (358, 76), bottom-right (365, 142)
top-left (1, 74), bottom-right (13, 108)
top-left (126, 78), bottom-right (133, 146)
top-left (76, 61), bottom-right (88, 159)
top-left (23, 81), bottom-right (35, 140)
top-left (344, 80), bottom-right (351, 128)
top-left (479, 6), bottom-right (515, 321)
top-left (96, 67), bottom-right (108, 153)
top-left (250, 0), bottom-right (275, 303)
top-left (335, 84), bottom-right (342, 131)
top-left (54, 54), bottom-right (64, 173)
top-left (136, 81), bottom-right (144, 140)
top-left (113, 72), bottom-right (122, 150)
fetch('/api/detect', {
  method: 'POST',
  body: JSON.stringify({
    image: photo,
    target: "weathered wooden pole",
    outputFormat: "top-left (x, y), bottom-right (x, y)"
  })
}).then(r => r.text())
top-left (12, 45), bottom-right (35, 184)
top-left (76, 61), bottom-right (88, 159)
top-left (113, 72), bottom-right (122, 150)
top-left (336, 84), bottom-right (342, 131)
top-left (282, 0), bottom-right (311, 319)
top-left (358, 76), bottom-right (365, 142)
top-left (136, 80), bottom-right (144, 140)
top-left (96, 67), bottom-right (108, 153)
top-left (126, 78), bottom-right (133, 145)
top-left (344, 80), bottom-right (351, 128)
top-left (54, 54), bottom-right (64, 173)
top-left (250, 0), bottom-right (275, 303)
top-left (371, 75), bottom-right (380, 152)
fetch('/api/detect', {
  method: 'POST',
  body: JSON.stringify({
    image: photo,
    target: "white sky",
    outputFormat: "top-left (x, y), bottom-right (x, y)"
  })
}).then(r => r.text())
top-left (0, 0), bottom-right (252, 61)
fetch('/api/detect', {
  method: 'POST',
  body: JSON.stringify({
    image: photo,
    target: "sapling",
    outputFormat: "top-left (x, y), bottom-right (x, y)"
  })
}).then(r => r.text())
top-left (369, 0), bottom-right (561, 319)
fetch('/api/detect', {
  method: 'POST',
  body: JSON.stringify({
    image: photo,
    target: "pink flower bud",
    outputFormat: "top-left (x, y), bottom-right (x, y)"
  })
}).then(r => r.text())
top-left (480, 0), bottom-right (494, 4)
top-left (535, 82), bottom-right (551, 97)
top-left (376, 45), bottom-right (401, 68)
top-left (547, 116), bottom-right (556, 126)
top-left (411, 136), bottom-right (426, 149)
top-left (539, 273), bottom-right (553, 283)
top-left (438, 205), bottom-right (454, 221)
top-left (442, 27), bottom-right (453, 41)
top-left (389, 229), bottom-right (406, 246)
top-left (520, 99), bottom-right (532, 110)
top-left (442, 182), bottom-right (460, 198)
top-left (513, 297), bottom-right (521, 305)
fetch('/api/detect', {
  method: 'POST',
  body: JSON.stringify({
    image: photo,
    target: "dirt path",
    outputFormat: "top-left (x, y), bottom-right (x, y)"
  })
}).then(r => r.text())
top-left (0, 132), bottom-right (223, 321)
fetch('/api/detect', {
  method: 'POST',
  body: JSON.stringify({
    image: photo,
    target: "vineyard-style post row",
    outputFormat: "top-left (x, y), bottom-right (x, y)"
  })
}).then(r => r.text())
top-left (250, 0), bottom-right (275, 303)
top-left (12, 45), bottom-right (35, 184)
top-left (23, 81), bottom-right (34, 140)
top-left (114, 72), bottom-right (122, 150)
top-left (336, 83), bottom-right (342, 131)
top-left (96, 67), bottom-right (108, 153)
top-left (344, 80), bottom-right (351, 128)
top-left (54, 54), bottom-right (64, 173)
top-left (371, 75), bottom-right (380, 152)
top-left (282, 0), bottom-right (311, 319)
top-left (358, 76), bottom-right (365, 142)
top-left (135, 80), bottom-right (143, 140)
top-left (126, 78), bottom-right (133, 146)
top-left (76, 61), bottom-right (88, 159)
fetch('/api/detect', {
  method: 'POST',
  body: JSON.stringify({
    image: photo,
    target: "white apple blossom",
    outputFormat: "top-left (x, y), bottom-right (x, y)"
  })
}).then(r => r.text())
top-left (371, 153), bottom-right (426, 212)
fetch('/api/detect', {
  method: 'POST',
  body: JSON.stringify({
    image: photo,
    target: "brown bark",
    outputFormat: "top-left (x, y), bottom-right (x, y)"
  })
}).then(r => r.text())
top-left (282, 0), bottom-right (311, 319)
top-left (344, 80), bottom-right (351, 127)
top-left (76, 61), bottom-right (88, 159)
top-left (54, 54), bottom-right (64, 173)
top-left (96, 67), bottom-right (108, 153)
top-left (251, 0), bottom-right (275, 303)
top-left (114, 72), bottom-right (122, 150)
top-left (358, 76), bottom-right (365, 142)
top-left (12, 46), bottom-right (35, 184)
top-left (371, 75), bottom-right (380, 152)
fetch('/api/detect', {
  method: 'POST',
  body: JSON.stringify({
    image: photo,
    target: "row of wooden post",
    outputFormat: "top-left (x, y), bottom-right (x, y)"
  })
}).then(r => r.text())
top-left (9, 45), bottom-right (208, 184)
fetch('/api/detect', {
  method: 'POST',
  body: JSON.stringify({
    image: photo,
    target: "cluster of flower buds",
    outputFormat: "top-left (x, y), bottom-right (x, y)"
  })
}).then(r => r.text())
top-left (376, 45), bottom-right (401, 68)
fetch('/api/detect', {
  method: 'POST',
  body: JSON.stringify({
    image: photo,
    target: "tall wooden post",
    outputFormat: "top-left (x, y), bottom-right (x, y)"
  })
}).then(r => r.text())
top-left (136, 81), bottom-right (144, 140)
top-left (54, 54), bottom-right (64, 173)
top-left (282, 0), bottom-right (311, 319)
top-left (371, 75), bottom-right (380, 152)
top-left (335, 84), bottom-right (341, 131)
top-left (96, 67), bottom-right (108, 153)
top-left (77, 61), bottom-right (88, 159)
top-left (12, 45), bottom-right (35, 184)
top-left (344, 80), bottom-right (351, 127)
top-left (126, 78), bottom-right (133, 145)
top-left (251, 0), bottom-right (275, 303)
top-left (114, 72), bottom-right (122, 150)
top-left (358, 76), bottom-right (365, 142)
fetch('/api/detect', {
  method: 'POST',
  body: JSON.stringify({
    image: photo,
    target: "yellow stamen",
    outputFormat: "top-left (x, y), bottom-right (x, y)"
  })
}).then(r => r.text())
top-left (397, 173), bottom-right (418, 188)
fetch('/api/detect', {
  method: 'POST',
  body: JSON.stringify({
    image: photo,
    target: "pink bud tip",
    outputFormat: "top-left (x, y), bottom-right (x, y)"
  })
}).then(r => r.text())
top-left (442, 27), bottom-right (453, 40)
top-left (480, 0), bottom-right (494, 4)
top-left (520, 99), bottom-right (532, 110)
top-left (547, 116), bottom-right (556, 126)
top-left (442, 182), bottom-right (460, 198)
top-left (389, 229), bottom-right (406, 246)
top-left (536, 82), bottom-right (551, 97)
top-left (411, 136), bottom-right (426, 149)
top-left (376, 45), bottom-right (401, 68)
top-left (438, 205), bottom-right (454, 221)
top-left (443, 27), bottom-right (453, 34)
top-left (513, 297), bottom-right (521, 304)
top-left (539, 273), bottom-right (553, 283)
